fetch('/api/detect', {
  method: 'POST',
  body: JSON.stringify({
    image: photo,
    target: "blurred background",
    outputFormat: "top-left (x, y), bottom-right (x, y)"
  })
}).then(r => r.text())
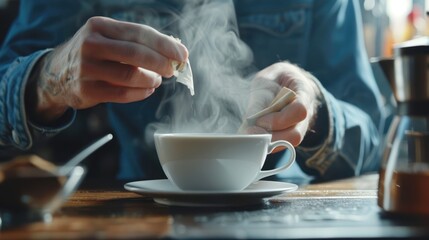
top-left (1, 0), bottom-right (428, 180)
top-left (360, 0), bottom-right (428, 57)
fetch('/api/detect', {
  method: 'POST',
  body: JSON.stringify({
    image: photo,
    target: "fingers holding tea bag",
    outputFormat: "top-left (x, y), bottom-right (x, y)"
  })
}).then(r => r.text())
top-left (246, 87), bottom-right (297, 123)
top-left (239, 62), bottom-right (322, 149)
top-left (238, 87), bottom-right (296, 133)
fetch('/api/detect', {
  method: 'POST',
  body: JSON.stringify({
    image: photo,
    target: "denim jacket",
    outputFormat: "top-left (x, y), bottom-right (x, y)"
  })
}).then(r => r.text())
top-left (0, 0), bottom-right (386, 180)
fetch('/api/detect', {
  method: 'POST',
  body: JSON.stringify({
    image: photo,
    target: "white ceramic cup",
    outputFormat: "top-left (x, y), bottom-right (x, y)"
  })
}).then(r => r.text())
top-left (154, 133), bottom-right (296, 191)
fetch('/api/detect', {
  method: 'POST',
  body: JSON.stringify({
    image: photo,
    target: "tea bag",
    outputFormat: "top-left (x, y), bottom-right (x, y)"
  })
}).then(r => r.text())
top-left (238, 87), bottom-right (296, 133)
top-left (247, 87), bottom-right (296, 122)
top-left (171, 37), bottom-right (194, 96)
top-left (172, 59), bottom-right (194, 96)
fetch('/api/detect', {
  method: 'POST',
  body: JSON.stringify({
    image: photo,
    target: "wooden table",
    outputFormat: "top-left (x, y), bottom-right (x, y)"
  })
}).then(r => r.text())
top-left (1, 174), bottom-right (429, 239)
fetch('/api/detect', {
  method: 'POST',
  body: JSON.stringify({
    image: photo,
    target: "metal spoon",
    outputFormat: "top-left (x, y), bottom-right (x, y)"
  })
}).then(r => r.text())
top-left (57, 134), bottom-right (113, 175)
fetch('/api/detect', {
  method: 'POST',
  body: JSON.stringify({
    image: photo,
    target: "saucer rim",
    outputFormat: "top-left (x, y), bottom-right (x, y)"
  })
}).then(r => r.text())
top-left (124, 179), bottom-right (298, 196)
top-left (124, 179), bottom-right (298, 207)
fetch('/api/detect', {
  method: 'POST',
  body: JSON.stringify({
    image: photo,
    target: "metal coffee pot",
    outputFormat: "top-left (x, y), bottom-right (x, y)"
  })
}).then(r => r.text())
top-left (375, 37), bottom-right (429, 215)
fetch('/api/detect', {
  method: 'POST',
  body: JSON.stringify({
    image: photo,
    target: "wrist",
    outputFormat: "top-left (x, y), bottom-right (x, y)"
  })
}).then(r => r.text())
top-left (25, 52), bottom-right (69, 125)
top-left (300, 101), bottom-right (328, 148)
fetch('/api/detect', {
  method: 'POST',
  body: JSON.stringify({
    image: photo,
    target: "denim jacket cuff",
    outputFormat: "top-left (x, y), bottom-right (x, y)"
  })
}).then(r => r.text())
top-left (296, 75), bottom-right (336, 176)
top-left (0, 49), bottom-right (75, 150)
top-left (28, 108), bottom-right (76, 136)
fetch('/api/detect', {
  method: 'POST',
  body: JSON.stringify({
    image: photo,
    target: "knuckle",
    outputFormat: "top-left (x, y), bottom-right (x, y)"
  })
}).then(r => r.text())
top-left (81, 33), bottom-right (102, 54)
top-left (85, 16), bottom-right (105, 32)
top-left (121, 47), bottom-right (140, 63)
top-left (278, 71), bottom-right (292, 83)
top-left (79, 61), bottom-right (90, 76)
top-left (122, 67), bottom-right (136, 84)
top-left (113, 87), bottom-right (129, 100)
top-left (130, 51), bottom-right (144, 64)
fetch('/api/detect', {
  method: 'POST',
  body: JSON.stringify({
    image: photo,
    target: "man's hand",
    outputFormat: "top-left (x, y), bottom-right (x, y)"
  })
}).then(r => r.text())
top-left (243, 62), bottom-right (321, 151)
top-left (26, 16), bottom-right (188, 124)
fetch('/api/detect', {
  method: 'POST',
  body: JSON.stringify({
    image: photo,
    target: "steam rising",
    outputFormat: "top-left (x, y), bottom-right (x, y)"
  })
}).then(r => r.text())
top-left (146, 1), bottom-right (255, 139)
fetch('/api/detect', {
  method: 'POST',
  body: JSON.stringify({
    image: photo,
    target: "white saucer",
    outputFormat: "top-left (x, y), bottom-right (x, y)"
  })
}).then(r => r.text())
top-left (124, 179), bottom-right (298, 207)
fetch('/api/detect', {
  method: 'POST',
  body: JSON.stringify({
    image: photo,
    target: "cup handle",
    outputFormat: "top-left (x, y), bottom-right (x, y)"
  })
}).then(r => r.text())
top-left (254, 140), bottom-right (296, 181)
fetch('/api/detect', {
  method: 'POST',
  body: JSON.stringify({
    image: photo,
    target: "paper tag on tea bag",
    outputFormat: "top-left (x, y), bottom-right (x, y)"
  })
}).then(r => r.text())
top-left (172, 59), bottom-right (194, 96)
top-left (171, 36), bottom-right (194, 96)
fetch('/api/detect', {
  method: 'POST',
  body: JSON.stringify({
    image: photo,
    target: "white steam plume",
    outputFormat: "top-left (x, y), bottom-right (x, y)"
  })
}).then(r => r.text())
top-left (145, 0), bottom-right (255, 139)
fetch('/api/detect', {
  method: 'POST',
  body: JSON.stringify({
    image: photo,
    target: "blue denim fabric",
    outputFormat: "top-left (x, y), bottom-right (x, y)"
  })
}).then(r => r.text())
top-left (0, 50), bottom-right (45, 149)
top-left (0, 48), bottom-right (77, 156)
top-left (0, 0), bottom-right (386, 181)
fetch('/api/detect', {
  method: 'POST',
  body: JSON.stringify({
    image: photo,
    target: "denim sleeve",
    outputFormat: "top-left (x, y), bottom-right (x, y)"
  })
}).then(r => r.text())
top-left (0, 49), bottom-right (76, 151)
top-left (0, 0), bottom-right (85, 152)
top-left (237, 0), bottom-right (386, 180)
top-left (296, 0), bottom-right (386, 180)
